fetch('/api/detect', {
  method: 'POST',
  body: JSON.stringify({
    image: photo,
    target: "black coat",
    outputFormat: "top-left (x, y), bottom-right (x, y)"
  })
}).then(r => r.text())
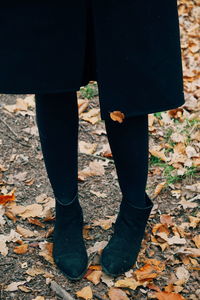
top-left (0, 1), bottom-right (185, 121)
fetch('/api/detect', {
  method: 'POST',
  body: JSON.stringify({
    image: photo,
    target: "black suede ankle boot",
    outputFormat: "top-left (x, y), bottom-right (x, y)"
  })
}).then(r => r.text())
top-left (52, 194), bottom-right (88, 280)
top-left (100, 192), bottom-right (153, 277)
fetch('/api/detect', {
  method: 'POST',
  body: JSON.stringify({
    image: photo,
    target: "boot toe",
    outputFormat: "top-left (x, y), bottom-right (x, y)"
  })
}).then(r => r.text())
top-left (54, 253), bottom-right (88, 280)
top-left (101, 248), bottom-right (130, 276)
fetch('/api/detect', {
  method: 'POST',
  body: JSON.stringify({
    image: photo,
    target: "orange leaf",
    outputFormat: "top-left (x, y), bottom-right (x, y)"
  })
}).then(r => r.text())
top-left (154, 291), bottom-right (186, 300)
top-left (109, 111), bottom-right (125, 123)
top-left (27, 217), bottom-right (46, 228)
top-left (134, 264), bottom-right (160, 281)
top-left (0, 193), bottom-right (15, 205)
top-left (13, 243), bottom-right (29, 254)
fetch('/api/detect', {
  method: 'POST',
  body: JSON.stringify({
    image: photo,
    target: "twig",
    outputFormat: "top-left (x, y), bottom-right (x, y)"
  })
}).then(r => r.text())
top-left (0, 118), bottom-right (31, 147)
top-left (80, 152), bottom-right (114, 164)
top-left (0, 117), bottom-right (19, 138)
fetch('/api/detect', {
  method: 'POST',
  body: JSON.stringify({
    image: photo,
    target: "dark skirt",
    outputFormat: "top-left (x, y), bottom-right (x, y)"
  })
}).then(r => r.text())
top-left (0, 1), bottom-right (185, 120)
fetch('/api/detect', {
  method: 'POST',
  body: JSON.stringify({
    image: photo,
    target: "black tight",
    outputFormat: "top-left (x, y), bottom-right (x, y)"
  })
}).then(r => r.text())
top-left (35, 92), bottom-right (79, 205)
top-left (35, 92), bottom-right (149, 207)
top-left (104, 115), bottom-right (149, 207)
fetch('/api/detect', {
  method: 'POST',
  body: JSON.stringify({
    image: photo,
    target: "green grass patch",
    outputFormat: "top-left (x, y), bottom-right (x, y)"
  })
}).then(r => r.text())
top-left (80, 82), bottom-right (98, 99)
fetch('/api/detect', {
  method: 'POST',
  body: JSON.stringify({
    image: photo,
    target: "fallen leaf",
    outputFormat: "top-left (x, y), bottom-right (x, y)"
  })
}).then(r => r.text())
top-left (0, 193), bottom-right (15, 205)
top-left (16, 225), bottom-right (37, 238)
top-left (38, 241), bottom-right (55, 265)
top-left (154, 291), bottom-right (186, 300)
top-left (4, 281), bottom-right (27, 292)
top-left (92, 215), bottom-right (116, 230)
top-left (134, 264), bottom-right (163, 281)
top-left (114, 278), bottom-right (140, 290)
top-left (76, 285), bottom-right (93, 299)
top-left (86, 270), bottom-right (102, 285)
top-left (188, 216), bottom-right (200, 228)
top-left (13, 243), bottom-right (29, 254)
top-left (110, 111), bottom-right (125, 123)
top-left (192, 235), bottom-right (200, 248)
top-left (108, 287), bottom-right (129, 300)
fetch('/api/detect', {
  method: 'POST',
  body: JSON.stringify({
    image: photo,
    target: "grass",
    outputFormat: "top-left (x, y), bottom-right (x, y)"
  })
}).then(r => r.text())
top-left (80, 82), bottom-right (98, 99)
top-left (149, 154), bottom-right (199, 186)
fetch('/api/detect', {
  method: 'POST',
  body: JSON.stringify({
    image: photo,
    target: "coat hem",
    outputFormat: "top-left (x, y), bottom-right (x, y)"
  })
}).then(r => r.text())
top-left (0, 86), bottom-right (84, 95)
top-left (100, 98), bottom-right (185, 121)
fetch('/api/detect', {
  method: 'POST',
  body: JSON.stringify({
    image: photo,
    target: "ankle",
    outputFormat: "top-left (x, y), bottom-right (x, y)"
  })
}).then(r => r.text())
top-left (55, 192), bottom-right (79, 206)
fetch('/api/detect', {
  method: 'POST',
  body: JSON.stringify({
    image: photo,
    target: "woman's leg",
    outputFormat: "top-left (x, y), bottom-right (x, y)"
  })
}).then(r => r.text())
top-left (35, 91), bottom-right (88, 280)
top-left (101, 114), bottom-right (153, 276)
top-left (35, 91), bottom-right (78, 205)
top-left (104, 114), bottom-right (149, 208)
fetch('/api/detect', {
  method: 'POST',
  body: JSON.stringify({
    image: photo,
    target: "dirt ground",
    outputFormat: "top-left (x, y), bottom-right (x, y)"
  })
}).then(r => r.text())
top-left (0, 88), bottom-right (199, 300)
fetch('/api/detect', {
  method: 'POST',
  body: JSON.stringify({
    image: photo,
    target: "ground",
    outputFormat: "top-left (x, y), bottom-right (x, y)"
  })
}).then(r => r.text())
top-left (0, 0), bottom-right (199, 299)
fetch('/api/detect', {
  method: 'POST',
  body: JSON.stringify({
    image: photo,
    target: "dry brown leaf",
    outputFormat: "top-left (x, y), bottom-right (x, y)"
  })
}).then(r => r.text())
top-left (27, 217), bottom-right (46, 228)
top-left (114, 278), bottom-right (140, 290)
top-left (86, 270), bottom-right (102, 285)
top-left (149, 149), bottom-right (168, 162)
top-left (38, 241), bottom-right (55, 265)
top-left (188, 216), bottom-right (200, 228)
top-left (79, 107), bottom-right (101, 124)
top-left (192, 235), bottom-right (200, 248)
top-left (18, 286), bottom-right (32, 293)
top-left (87, 241), bottom-right (108, 256)
top-left (109, 111), bottom-right (125, 123)
top-left (79, 141), bottom-right (98, 154)
top-left (83, 225), bottom-right (94, 240)
top-left (175, 266), bottom-right (190, 285)
top-left (152, 223), bottom-right (170, 236)
top-left (92, 215), bottom-right (116, 230)
top-left (0, 193), bottom-right (15, 205)
top-left (4, 281), bottom-right (27, 292)
top-left (176, 247), bottom-right (200, 257)
top-left (154, 291), bottom-right (186, 300)
top-left (134, 264), bottom-right (163, 281)
top-left (78, 98), bottom-right (89, 114)
top-left (13, 243), bottom-right (29, 254)
top-left (108, 287), bottom-right (129, 300)
top-left (101, 273), bottom-right (114, 287)
top-left (78, 160), bottom-right (105, 180)
top-left (154, 181), bottom-right (167, 196)
top-left (76, 285), bottom-right (93, 300)
top-left (160, 215), bottom-right (174, 226)
top-left (18, 204), bottom-right (44, 219)
top-left (178, 199), bottom-right (198, 209)
top-left (26, 267), bottom-right (54, 278)
top-left (16, 225), bottom-right (37, 238)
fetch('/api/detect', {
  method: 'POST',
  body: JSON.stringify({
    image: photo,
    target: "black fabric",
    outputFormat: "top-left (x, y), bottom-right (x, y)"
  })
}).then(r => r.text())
top-left (35, 92), bottom-right (149, 208)
top-left (0, 1), bottom-right (185, 120)
top-left (35, 92), bottom-right (79, 205)
top-left (104, 114), bottom-right (149, 208)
